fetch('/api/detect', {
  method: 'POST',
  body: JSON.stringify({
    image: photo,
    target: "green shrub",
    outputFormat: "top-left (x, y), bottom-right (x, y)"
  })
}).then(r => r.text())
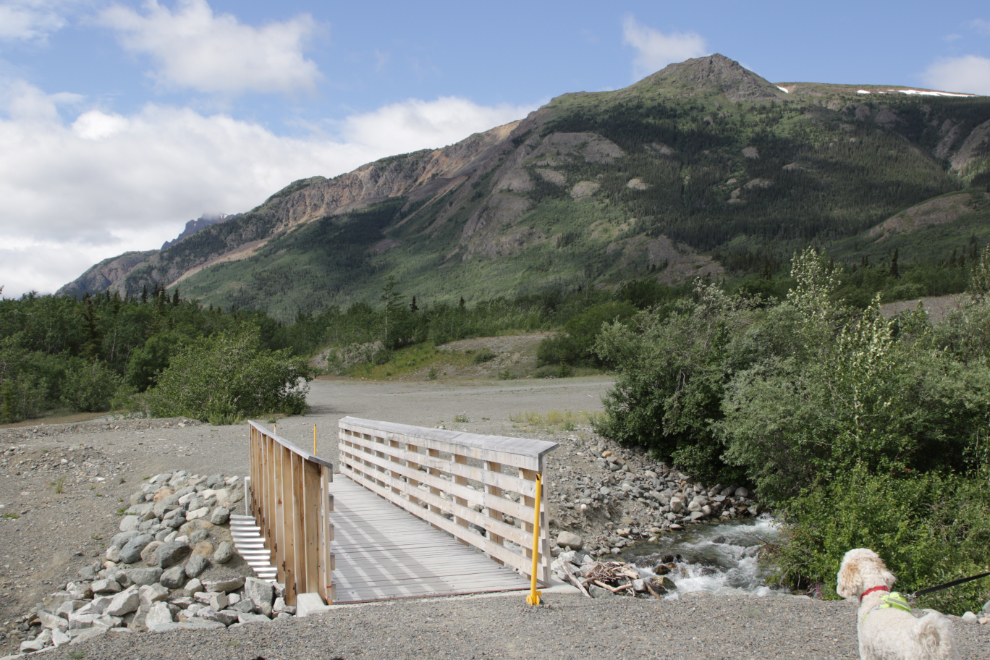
top-left (472, 348), bottom-right (497, 364)
top-left (537, 301), bottom-right (637, 367)
top-left (61, 359), bottom-right (125, 413)
top-left (766, 463), bottom-right (990, 615)
top-left (146, 327), bottom-right (311, 422)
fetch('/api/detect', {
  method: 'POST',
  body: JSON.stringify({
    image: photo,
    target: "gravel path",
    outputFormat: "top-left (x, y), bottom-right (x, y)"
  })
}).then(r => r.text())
top-left (27, 590), bottom-right (990, 660)
top-left (2, 376), bottom-right (989, 659)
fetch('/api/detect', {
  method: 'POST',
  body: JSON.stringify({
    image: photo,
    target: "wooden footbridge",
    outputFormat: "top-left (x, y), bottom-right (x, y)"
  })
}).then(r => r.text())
top-left (244, 418), bottom-right (558, 606)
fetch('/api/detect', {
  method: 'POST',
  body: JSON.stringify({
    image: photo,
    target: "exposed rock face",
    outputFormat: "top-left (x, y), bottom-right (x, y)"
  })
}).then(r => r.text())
top-left (634, 53), bottom-right (784, 101)
top-left (161, 215), bottom-right (230, 250)
top-left (55, 250), bottom-right (157, 298)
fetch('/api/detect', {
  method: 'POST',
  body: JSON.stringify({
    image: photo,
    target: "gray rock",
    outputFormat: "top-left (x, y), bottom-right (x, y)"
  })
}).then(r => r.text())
top-left (156, 541), bottom-right (191, 569)
top-left (962, 611), bottom-right (978, 623)
top-left (105, 545), bottom-right (122, 563)
top-left (154, 528), bottom-right (172, 542)
top-left (145, 602), bottom-right (174, 628)
top-left (295, 593), bottom-right (329, 618)
top-left (141, 540), bottom-right (163, 565)
top-left (214, 541), bottom-right (234, 564)
top-left (125, 567), bottom-right (163, 586)
top-left (205, 576), bottom-right (244, 593)
top-left (110, 530), bottom-right (141, 550)
top-left (589, 584), bottom-right (614, 599)
top-left (205, 609), bottom-right (239, 626)
top-left (182, 578), bottom-right (204, 596)
top-left (68, 626), bottom-right (109, 644)
top-left (159, 565), bottom-right (187, 589)
top-left (209, 592), bottom-right (228, 610)
top-left (237, 612), bottom-right (272, 625)
top-left (119, 534), bottom-right (155, 564)
top-left (91, 579), bottom-right (121, 594)
top-left (983, 600), bottom-right (990, 615)
top-left (119, 515), bottom-right (140, 532)
top-left (139, 583), bottom-right (170, 608)
top-left (39, 609), bottom-right (68, 631)
top-left (20, 629), bottom-right (52, 653)
top-left (189, 529), bottom-right (210, 544)
top-left (210, 507), bottom-right (230, 525)
top-left (556, 531), bottom-right (583, 550)
top-left (244, 577), bottom-right (274, 608)
top-left (233, 599), bottom-right (256, 613)
top-left (734, 486), bottom-right (750, 498)
top-left (78, 564), bottom-right (99, 580)
top-left (51, 627), bottom-right (70, 647)
top-left (107, 587), bottom-right (141, 617)
top-left (184, 554), bottom-right (209, 578)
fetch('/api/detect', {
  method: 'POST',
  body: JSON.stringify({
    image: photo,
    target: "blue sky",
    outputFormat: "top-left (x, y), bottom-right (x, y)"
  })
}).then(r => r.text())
top-left (1, 0), bottom-right (989, 296)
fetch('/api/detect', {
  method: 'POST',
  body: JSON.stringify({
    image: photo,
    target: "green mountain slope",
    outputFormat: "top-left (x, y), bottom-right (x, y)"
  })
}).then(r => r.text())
top-left (61, 54), bottom-right (990, 319)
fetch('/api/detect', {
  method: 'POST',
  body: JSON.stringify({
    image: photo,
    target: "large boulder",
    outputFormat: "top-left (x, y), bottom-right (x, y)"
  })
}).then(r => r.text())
top-left (119, 534), bottom-right (155, 564)
top-left (160, 565), bottom-right (187, 589)
top-left (156, 541), bottom-right (192, 569)
top-left (557, 531), bottom-right (583, 550)
top-left (184, 554), bottom-right (209, 578)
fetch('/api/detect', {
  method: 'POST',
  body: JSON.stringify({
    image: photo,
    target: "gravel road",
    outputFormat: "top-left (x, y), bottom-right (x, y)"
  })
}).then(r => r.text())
top-left (3, 376), bottom-right (989, 659)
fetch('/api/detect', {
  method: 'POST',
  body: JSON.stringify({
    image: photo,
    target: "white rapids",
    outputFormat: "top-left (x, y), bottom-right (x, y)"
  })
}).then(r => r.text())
top-left (621, 513), bottom-right (784, 599)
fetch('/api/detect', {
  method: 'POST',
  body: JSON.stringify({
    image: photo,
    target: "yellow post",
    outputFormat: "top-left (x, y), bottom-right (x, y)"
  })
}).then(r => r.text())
top-left (313, 425), bottom-right (317, 455)
top-left (526, 473), bottom-right (543, 606)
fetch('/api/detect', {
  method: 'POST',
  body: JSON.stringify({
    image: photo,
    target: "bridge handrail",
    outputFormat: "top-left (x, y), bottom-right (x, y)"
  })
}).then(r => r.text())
top-left (247, 420), bottom-right (335, 605)
top-left (338, 416), bottom-right (557, 583)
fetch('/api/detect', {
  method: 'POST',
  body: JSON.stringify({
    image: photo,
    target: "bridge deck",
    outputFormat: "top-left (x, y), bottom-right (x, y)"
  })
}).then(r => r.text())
top-left (327, 474), bottom-right (532, 604)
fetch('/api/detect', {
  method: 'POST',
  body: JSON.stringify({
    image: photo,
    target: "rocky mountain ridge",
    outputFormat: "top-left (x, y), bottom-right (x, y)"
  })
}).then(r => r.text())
top-left (58, 54), bottom-right (990, 316)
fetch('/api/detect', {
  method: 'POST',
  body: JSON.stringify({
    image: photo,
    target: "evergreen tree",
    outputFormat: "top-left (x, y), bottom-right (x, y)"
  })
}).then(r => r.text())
top-left (889, 248), bottom-right (899, 278)
top-left (410, 296), bottom-right (418, 313)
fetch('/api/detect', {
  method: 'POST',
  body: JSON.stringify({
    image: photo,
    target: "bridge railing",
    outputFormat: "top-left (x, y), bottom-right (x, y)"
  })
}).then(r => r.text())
top-left (337, 417), bottom-right (558, 583)
top-left (247, 421), bottom-right (335, 605)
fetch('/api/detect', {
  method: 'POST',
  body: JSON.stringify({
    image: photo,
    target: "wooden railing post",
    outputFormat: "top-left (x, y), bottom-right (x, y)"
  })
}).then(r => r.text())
top-left (245, 421), bottom-right (334, 606)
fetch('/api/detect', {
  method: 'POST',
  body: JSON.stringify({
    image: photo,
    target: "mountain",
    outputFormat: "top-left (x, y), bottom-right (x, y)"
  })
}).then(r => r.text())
top-left (160, 214), bottom-right (233, 250)
top-left (58, 214), bottom-right (233, 298)
top-left (60, 54), bottom-right (990, 318)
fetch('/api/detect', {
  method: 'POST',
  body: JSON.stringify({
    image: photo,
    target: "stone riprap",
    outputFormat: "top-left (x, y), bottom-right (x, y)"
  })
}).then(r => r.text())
top-left (10, 470), bottom-right (299, 655)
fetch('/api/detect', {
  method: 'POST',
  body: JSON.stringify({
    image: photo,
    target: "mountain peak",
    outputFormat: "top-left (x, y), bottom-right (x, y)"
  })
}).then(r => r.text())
top-left (636, 53), bottom-right (782, 101)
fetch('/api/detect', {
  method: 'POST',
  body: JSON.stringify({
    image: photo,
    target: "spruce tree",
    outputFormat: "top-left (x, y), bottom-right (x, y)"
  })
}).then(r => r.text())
top-left (889, 248), bottom-right (899, 278)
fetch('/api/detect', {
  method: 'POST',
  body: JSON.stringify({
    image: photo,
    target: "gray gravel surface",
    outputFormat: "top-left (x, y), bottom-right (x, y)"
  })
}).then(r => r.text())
top-left (31, 590), bottom-right (990, 659)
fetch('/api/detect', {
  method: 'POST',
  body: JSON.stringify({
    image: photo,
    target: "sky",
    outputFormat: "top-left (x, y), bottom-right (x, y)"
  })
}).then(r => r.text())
top-left (1, 0), bottom-right (989, 297)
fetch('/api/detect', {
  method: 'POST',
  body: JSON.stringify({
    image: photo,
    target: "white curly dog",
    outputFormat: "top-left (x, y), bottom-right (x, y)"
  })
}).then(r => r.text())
top-left (837, 548), bottom-right (957, 660)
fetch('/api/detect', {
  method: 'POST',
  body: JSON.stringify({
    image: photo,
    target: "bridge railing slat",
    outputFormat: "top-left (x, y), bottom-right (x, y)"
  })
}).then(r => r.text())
top-left (247, 421), bottom-right (335, 606)
top-left (338, 416), bottom-right (557, 584)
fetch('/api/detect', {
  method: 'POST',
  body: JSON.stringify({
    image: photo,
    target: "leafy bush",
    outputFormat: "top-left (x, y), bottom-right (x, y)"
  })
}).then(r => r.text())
top-left (61, 359), bottom-right (126, 413)
top-left (538, 301), bottom-right (637, 367)
top-left (766, 462), bottom-right (990, 615)
top-left (147, 327), bottom-right (311, 423)
top-left (471, 348), bottom-right (497, 364)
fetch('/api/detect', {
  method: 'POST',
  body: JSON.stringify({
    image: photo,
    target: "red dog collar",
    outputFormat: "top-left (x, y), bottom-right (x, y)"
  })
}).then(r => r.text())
top-left (860, 586), bottom-right (890, 602)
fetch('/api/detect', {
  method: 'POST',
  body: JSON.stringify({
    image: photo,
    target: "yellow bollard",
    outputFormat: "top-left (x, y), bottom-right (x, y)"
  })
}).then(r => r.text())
top-left (313, 424), bottom-right (317, 455)
top-left (526, 473), bottom-right (543, 606)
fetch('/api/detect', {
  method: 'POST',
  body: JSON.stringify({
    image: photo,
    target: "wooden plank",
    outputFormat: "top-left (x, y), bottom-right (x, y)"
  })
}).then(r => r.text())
top-left (342, 465), bottom-right (535, 576)
top-left (289, 452), bottom-right (306, 603)
top-left (319, 465), bottom-right (333, 603)
top-left (337, 442), bottom-right (534, 521)
top-left (339, 417), bottom-right (558, 470)
top-left (339, 432), bottom-right (538, 497)
top-left (273, 442), bottom-right (285, 583)
top-left (248, 420), bottom-right (332, 468)
top-left (340, 457), bottom-right (536, 548)
top-left (302, 460), bottom-right (321, 602)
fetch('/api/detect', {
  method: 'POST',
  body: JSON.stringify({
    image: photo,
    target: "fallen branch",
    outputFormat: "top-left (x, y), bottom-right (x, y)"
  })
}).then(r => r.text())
top-left (594, 580), bottom-right (634, 593)
top-left (644, 580), bottom-right (663, 600)
top-left (560, 561), bottom-right (591, 598)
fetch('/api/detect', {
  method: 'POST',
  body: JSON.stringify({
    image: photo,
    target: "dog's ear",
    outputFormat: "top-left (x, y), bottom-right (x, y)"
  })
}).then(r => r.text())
top-left (836, 553), bottom-right (861, 599)
top-left (875, 557), bottom-right (896, 588)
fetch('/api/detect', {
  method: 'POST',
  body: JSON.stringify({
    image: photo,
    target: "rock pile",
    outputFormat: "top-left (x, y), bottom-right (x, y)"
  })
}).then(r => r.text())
top-left (550, 552), bottom-right (678, 599)
top-left (12, 470), bottom-right (302, 654)
top-left (547, 440), bottom-right (762, 557)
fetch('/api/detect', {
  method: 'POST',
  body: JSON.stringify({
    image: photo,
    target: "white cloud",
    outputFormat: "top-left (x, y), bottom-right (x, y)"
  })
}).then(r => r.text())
top-left (0, 0), bottom-right (68, 42)
top-left (0, 79), bottom-right (535, 297)
top-left (969, 18), bottom-right (990, 36)
top-left (622, 15), bottom-right (708, 80)
top-left (339, 97), bottom-right (533, 154)
top-left (921, 55), bottom-right (990, 95)
top-left (97, 0), bottom-right (321, 95)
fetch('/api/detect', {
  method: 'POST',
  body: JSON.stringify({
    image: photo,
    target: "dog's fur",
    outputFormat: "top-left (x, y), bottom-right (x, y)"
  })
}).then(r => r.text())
top-left (836, 548), bottom-right (957, 660)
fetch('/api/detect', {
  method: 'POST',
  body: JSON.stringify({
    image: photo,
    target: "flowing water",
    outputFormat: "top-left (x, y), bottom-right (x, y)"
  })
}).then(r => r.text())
top-left (618, 514), bottom-right (784, 598)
